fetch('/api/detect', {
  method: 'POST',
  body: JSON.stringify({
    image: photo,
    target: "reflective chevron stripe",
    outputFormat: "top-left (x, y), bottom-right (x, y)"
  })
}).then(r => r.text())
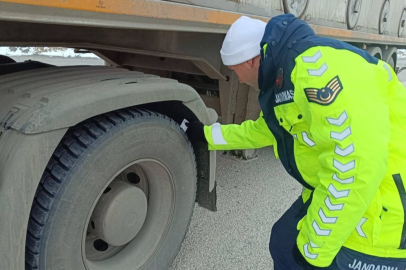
top-left (319, 208), bottom-right (338, 224)
top-left (302, 131), bottom-right (316, 147)
top-left (307, 63), bottom-right (328, 76)
top-left (303, 243), bottom-right (318, 259)
top-left (327, 111), bottom-right (348, 126)
top-left (335, 144), bottom-right (354, 156)
top-left (333, 173), bottom-right (354, 184)
top-left (325, 196), bottom-right (344, 211)
top-left (383, 64), bottom-right (393, 82)
top-left (331, 127), bottom-right (352, 141)
top-left (328, 184), bottom-right (350, 199)
top-left (312, 220), bottom-right (331, 236)
top-left (309, 241), bottom-right (320, 248)
top-left (302, 51), bottom-right (322, 63)
top-left (333, 159), bottom-right (355, 173)
top-left (356, 218), bottom-right (367, 238)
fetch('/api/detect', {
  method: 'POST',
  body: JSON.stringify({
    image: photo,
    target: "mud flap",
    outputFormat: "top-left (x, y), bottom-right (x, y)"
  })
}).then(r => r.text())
top-left (194, 141), bottom-right (217, 212)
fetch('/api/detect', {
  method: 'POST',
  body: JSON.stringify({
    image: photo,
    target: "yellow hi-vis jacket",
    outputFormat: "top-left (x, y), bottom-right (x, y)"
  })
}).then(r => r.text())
top-left (204, 46), bottom-right (406, 267)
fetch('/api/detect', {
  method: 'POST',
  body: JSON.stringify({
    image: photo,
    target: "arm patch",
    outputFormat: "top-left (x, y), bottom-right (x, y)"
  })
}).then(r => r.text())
top-left (304, 76), bottom-right (343, 105)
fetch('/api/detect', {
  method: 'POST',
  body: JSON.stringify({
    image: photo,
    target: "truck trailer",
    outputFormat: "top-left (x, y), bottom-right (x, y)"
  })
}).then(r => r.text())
top-left (0, 1), bottom-right (405, 269)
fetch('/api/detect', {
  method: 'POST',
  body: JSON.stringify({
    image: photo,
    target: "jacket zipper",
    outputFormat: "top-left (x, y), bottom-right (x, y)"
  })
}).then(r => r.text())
top-left (393, 174), bottom-right (406, 249)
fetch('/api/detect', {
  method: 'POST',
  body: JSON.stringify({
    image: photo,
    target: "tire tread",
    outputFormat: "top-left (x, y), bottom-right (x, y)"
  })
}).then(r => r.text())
top-left (25, 108), bottom-right (189, 270)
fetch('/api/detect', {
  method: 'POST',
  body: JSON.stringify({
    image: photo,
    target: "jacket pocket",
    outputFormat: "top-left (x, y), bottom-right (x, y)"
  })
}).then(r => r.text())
top-left (274, 103), bottom-right (305, 133)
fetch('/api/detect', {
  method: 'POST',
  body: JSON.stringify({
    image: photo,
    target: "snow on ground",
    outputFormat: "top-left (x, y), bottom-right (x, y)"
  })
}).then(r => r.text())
top-left (0, 47), bottom-right (99, 58)
top-left (398, 49), bottom-right (406, 59)
top-left (0, 46), bottom-right (405, 59)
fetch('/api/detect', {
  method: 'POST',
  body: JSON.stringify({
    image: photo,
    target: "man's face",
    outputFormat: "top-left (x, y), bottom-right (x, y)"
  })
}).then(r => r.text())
top-left (228, 56), bottom-right (260, 90)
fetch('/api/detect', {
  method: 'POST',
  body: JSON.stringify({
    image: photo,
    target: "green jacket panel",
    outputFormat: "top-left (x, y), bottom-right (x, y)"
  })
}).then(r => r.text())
top-left (291, 46), bottom-right (406, 266)
top-left (204, 45), bottom-right (406, 267)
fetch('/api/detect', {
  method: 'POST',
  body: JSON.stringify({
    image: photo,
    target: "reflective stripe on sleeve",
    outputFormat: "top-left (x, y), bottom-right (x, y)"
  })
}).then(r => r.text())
top-left (211, 123), bottom-right (228, 145)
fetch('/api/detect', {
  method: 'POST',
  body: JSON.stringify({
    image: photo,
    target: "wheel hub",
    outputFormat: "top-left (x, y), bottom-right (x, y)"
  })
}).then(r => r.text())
top-left (88, 181), bottom-right (147, 246)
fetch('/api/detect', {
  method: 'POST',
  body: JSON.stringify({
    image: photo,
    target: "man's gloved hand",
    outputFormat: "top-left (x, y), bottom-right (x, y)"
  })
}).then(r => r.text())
top-left (185, 121), bottom-right (207, 143)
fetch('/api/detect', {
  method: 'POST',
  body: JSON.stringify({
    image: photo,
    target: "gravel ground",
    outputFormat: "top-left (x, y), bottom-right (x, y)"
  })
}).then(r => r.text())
top-left (170, 148), bottom-right (301, 270)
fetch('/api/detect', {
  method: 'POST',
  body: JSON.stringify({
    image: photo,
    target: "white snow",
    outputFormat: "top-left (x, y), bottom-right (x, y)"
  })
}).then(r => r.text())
top-left (0, 47), bottom-right (99, 58)
top-left (1, 46), bottom-right (405, 60)
top-left (398, 49), bottom-right (406, 59)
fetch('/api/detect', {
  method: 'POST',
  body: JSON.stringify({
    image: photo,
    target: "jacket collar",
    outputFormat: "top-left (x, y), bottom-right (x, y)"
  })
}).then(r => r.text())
top-left (258, 14), bottom-right (315, 92)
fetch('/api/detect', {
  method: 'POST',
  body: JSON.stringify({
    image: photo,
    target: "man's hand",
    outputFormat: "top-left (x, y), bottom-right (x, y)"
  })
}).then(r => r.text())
top-left (185, 121), bottom-right (206, 143)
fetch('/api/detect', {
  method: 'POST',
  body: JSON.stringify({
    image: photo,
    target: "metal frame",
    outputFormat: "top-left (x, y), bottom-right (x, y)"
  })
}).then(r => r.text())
top-left (94, 49), bottom-right (226, 80)
top-left (0, 1), bottom-right (406, 46)
top-left (0, 19), bottom-right (227, 76)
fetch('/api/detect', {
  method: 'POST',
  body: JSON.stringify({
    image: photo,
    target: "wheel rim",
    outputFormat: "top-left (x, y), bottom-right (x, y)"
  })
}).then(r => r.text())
top-left (379, 0), bottom-right (390, 34)
top-left (399, 9), bottom-right (406, 37)
top-left (347, 0), bottom-right (362, 29)
top-left (82, 159), bottom-right (174, 270)
top-left (283, 0), bottom-right (308, 18)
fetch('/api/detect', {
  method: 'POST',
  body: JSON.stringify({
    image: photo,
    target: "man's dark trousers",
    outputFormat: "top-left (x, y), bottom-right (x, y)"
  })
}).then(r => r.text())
top-left (269, 196), bottom-right (406, 270)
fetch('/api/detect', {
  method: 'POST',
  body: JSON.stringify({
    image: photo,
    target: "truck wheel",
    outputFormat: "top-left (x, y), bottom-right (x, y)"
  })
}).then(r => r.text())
top-left (366, 46), bottom-right (383, 60)
top-left (25, 108), bottom-right (197, 270)
top-left (382, 47), bottom-right (398, 70)
top-left (387, 56), bottom-right (395, 71)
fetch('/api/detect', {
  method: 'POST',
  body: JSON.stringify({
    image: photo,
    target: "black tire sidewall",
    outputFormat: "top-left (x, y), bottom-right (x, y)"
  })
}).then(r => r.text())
top-left (39, 114), bottom-right (196, 270)
top-left (388, 56), bottom-right (395, 71)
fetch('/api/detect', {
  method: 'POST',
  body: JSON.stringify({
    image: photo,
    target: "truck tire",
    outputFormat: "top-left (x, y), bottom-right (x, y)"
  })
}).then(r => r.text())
top-left (383, 47), bottom-right (397, 70)
top-left (25, 108), bottom-right (197, 270)
top-left (366, 46), bottom-right (383, 59)
top-left (387, 56), bottom-right (395, 71)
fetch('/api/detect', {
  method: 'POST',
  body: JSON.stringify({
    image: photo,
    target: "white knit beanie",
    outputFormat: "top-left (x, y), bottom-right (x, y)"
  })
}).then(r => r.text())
top-left (220, 16), bottom-right (267, 66)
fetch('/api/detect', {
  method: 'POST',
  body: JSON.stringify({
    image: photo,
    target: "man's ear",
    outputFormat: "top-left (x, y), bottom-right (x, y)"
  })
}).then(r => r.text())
top-left (253, 56), bottom-right (261, 68)
top-left (247, 58), bottom-right (255, 68)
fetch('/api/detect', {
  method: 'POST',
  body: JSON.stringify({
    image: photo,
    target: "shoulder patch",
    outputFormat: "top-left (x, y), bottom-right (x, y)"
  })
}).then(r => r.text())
top-left (304, 76), bottom-right (343, 105)
top-left (276, 68), bottom-right (284, 89)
